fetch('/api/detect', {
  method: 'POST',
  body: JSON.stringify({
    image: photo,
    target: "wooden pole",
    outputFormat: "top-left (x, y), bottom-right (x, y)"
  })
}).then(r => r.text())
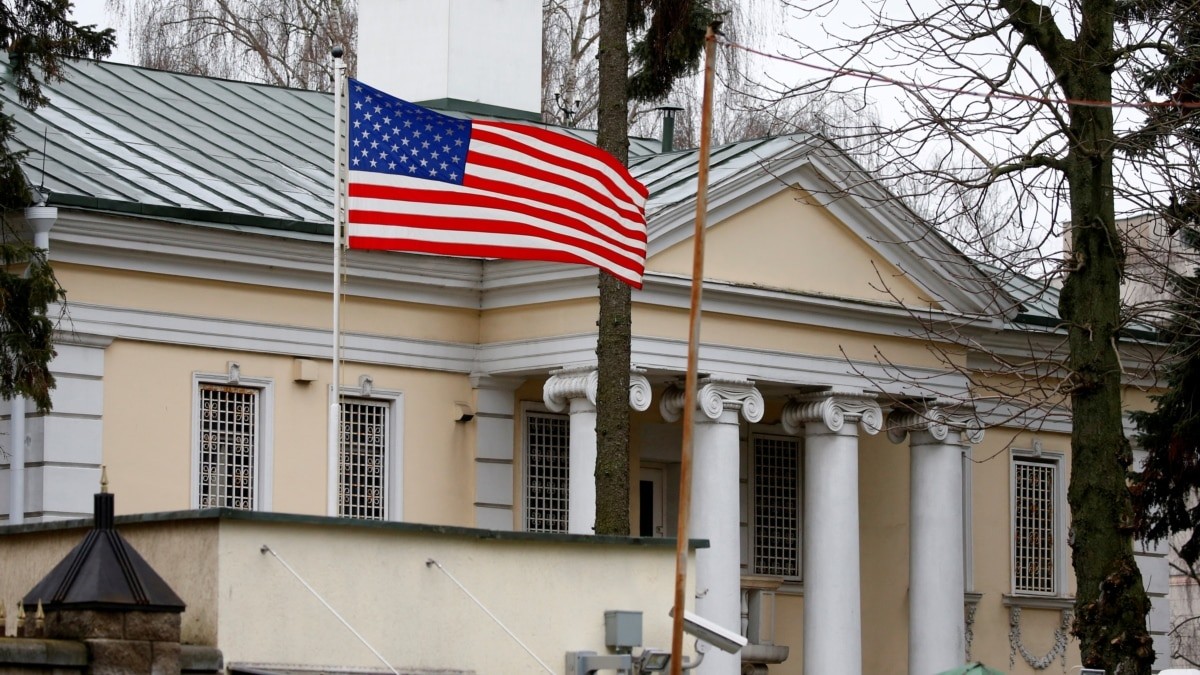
top-left (670, 22), bottom-right (720, 675)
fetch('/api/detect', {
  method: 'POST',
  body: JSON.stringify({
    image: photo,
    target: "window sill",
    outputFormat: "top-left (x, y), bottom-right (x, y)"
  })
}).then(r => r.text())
top-left (1001, 594), bottom-right (1075, 610)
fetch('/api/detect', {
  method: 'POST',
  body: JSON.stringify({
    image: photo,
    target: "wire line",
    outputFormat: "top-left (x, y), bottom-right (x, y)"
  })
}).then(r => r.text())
top-left (260, 544), bottom-right (400, 675)
top-left (720, 36), bottom-right (1200, 111)
top-left (425, 558), bottom-right (556, 674)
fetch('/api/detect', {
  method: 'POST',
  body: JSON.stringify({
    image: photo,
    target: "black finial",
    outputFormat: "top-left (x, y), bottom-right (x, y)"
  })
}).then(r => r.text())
top-left (332, 46), bottom-right (344, 59)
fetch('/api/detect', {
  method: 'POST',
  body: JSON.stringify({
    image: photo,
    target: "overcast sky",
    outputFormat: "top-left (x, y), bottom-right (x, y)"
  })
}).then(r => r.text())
top-left (70, 1), bottom-right (130, 63)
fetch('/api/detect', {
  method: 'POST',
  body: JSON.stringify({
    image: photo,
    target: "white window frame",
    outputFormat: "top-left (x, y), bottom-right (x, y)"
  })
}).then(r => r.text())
top-left (190, 365), bottom-right (274, 510)
top-left (1010, 445), bottom-right (1067, 597)
top-left (520, 403), bottom-right (570, 533)
top-left (749, 432), bottom-right (803, 581)
top-left (326, 379), bottom-right (404, 521)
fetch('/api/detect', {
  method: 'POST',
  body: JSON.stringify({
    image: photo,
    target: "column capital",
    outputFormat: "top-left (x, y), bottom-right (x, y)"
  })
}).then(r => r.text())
top-left (660, 376), bottom-right (764, 424)
top-left (781, 392), bottom-right (882, 436)
top-left (887, 404), bottom-right (984, 446)
top-left (543, 366), bottom-right (651, 413)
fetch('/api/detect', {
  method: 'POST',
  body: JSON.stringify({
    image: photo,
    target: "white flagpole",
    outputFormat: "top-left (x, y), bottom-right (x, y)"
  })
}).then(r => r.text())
top-left (328, 46), bottom-right (347, 515)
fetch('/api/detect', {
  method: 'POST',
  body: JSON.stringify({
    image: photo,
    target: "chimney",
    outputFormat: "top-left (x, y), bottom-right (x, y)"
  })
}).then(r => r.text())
top-left (358, 0), bottom-right (543, 121)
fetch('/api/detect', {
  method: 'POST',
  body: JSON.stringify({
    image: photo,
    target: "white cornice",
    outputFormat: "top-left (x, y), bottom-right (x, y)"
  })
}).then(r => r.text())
top-left (478, 332), bottom-right (972, 399)
top-left (801, 154), bottom-right (1005, 318)
top-left (644, 140), bottom-right (821, 258)
top-left (49, 210), bottom-right (483, 308)
top-left (479, 266), bottom-right (987, 343)
top-left (56, 302), bottom-right (477, 372)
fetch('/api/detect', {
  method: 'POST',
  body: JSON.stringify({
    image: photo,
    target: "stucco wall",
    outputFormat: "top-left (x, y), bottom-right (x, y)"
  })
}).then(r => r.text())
top-left (100, 340), bottom-right (476, 526)
top-left (218, 518), bottom-right (695, 672)
top-left (649, 190), bottom-right (936, 308)
top-left (1, 514), bottom-right (697, 673)
top-left (55, 264), bottom-right (479, 343)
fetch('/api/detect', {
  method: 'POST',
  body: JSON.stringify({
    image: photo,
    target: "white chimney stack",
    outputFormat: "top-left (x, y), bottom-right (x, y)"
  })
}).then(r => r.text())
top-left (357, 0), bottom-right (543, 120)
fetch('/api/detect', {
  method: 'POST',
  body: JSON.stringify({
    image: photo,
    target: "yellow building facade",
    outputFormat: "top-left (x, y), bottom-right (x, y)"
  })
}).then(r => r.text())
top-left (0, 25), bottom-right (1173, 675)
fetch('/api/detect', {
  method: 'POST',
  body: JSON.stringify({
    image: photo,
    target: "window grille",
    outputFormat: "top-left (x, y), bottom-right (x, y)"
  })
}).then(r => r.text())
top-left (198, 383), bottom-right (258, 510)
top-left (1013, 459), bottom-right (1057, 594)
top-left (753, 435), bottom-right (801, 578)
top-left (338, 397), bottom-right (390, 520)
top-left (525, 411), bottom-right (569, 533)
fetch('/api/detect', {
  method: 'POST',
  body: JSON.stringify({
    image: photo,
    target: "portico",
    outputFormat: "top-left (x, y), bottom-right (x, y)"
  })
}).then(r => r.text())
top-left (539, 367), bottom-right (983, 675)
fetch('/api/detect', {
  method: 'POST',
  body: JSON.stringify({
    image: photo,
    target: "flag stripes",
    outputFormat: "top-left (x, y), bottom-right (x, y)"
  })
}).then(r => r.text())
top-left (344, 78), bottom-right (648, 287)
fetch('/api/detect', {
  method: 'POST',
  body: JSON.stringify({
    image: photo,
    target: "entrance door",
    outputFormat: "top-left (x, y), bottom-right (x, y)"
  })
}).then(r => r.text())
top-left (639, 466), bottom-right (665, 537)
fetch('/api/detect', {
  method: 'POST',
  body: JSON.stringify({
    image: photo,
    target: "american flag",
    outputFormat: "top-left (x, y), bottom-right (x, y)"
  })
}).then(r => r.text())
top-left (344, 79), bottom-right (649, 288)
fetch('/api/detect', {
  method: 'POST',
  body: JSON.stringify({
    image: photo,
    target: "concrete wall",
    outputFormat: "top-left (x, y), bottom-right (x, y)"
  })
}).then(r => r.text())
top-left (1, 514), bottom-right (697, 674)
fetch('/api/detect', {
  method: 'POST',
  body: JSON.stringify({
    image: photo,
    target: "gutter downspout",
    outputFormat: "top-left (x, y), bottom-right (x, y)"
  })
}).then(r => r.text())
top-left (8, 204), bottom-right (56, 524)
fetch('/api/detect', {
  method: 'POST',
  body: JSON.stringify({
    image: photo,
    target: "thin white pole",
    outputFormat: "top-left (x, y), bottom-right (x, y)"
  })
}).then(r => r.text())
top-left (261, 545), bottom-right (400, 675)
top-left (327, 47), bottom-right (346, 515)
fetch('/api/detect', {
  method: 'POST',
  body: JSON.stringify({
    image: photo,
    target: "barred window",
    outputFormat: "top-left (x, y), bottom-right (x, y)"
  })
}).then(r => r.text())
top-left (1013, 459), bottom-right (1058, 595)
top-left (753, 435), bottom-right (801, 578)
top-left (197, 383), bottom-right (259, 510)
top-left (338, 397), bottom-right (390, 520)
top-left (525, 411), bottom-right (569, 533)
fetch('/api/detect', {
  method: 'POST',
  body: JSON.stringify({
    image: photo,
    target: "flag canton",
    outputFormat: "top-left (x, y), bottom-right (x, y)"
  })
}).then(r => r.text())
top-left (347, 80), bottom-right (471, 186)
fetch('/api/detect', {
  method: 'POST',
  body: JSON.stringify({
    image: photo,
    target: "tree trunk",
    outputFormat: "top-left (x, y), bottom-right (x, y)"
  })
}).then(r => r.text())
top-left (1057, 0), bottom-right (1154, 669)
top-left (593, 0), bottom-right (632, 535)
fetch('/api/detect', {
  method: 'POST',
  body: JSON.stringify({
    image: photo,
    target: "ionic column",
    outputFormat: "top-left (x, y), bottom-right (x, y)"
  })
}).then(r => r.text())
top-left (781, 392), bottom-right (882, 675)
top-left (887, 406), bottom-right (983, 675)
top-left (544, 366), bottom-right (651, 534)
top-left (662, 376), bottom-right (763, 675)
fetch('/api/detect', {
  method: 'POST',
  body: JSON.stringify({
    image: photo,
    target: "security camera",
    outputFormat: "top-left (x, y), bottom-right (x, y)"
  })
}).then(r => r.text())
top-left (673, 610), bottom-right (747, 654)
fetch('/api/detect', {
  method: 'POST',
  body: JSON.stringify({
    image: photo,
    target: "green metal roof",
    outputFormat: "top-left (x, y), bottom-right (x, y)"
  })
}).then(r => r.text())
top-left (1, 56), bottom-right (678, 235)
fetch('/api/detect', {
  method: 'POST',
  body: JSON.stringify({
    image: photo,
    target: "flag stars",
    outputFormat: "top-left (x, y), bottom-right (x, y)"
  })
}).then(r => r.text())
top-left (348, 80), bottom-right (471, 186)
